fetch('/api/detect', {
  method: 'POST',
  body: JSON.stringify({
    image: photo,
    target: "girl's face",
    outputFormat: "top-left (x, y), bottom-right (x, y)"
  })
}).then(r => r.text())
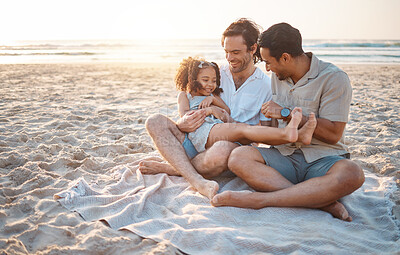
top-left (196, 66), bottom-right (217, 96)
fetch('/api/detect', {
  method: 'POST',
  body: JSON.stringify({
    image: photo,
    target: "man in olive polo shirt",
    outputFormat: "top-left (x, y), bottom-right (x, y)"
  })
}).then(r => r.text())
top-left (211, 23), bottom-right (365, 221)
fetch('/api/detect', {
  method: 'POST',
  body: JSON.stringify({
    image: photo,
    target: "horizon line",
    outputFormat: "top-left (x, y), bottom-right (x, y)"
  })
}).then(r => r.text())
top-left (3, 37), bottom-right (400, 43)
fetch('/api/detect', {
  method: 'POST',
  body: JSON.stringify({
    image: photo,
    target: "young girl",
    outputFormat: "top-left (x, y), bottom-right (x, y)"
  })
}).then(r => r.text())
top-left (175, 57), bottom-right (314, 154)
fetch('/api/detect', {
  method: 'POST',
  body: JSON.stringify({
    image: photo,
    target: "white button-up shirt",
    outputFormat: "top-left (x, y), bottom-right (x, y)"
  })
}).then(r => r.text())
top-left (219, 65), bottom-right (272, 125)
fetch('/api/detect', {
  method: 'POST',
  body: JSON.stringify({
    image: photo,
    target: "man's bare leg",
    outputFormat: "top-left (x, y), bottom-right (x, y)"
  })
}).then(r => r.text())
top-left (191, 141), bottom-right (239, 178)
top-left (139, 141), bottom-right (239, 178)
top-left (212, 146), bottom-right (364, 221)
top-left (136, 155), bottom-right (179, 175)
top-left (145, 114), bottom-right (218, 199)
top-left (212, 191), bottom-right (353, 221)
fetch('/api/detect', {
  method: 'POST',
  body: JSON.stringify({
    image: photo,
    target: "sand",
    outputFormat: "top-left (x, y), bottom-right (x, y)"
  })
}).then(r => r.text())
top-left (0, 63), bottom-right (399, 254)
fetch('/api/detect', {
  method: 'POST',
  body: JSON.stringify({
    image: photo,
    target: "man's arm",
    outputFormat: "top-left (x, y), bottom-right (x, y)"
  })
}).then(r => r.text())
top-left (261, 101), bottom-right (345, 145)
top-left (209, 106), bottom-right (234, 123)
top-left (176, 110), bottom-right (206, 133)
top-left (176, 103), bottom-right (232, 133)
top-left (261, 119), bottom-right (279, 127)
top-left (312, 118), bottom-right (346, 144)
top-left (260, 120), bottom-right (272, 126)
top-left (297, 113), bottom-right (346, 144)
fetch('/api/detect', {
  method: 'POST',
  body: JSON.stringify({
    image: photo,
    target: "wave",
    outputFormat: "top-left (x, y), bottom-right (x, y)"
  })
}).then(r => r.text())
top-left (0, 52), bottom-right (98, 56)
top-left (0, 44), bottom-right (130, 50)
top-left (315, 54), bottom-right (400, 58)
top-left (1, 39), bottom-right (399, 64)
top-left (0, 39), bottom-right (219, 51)
top-left (305, 42), bottom-right (400, 48)
top-left (2, 39), bottom-right (400, 52)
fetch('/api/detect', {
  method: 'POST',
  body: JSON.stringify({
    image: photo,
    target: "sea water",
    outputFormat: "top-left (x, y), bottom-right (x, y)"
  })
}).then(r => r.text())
top-left (1, 39), bottom-right (399, 64)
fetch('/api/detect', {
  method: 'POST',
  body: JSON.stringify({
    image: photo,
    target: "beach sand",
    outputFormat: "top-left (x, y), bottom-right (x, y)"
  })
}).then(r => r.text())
top-left (0, 63), bottom-right (399, 254)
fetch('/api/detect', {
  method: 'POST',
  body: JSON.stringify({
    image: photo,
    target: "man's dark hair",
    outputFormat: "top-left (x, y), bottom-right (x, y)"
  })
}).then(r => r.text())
top-left (258, 22), bottom-right (304, 61)
top-left (221, 18), bottom-right (262, 64)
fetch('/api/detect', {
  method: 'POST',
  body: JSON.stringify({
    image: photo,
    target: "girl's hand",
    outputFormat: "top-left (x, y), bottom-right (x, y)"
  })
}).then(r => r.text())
top-left (199, 96), bottom-right (214, 109)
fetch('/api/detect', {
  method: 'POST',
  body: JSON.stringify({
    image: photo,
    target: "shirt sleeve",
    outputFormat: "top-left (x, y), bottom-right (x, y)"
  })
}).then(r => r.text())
top-left (259, 77), bottom-right (272, 121)
top-left (319, 71), bottom-right (352, 122)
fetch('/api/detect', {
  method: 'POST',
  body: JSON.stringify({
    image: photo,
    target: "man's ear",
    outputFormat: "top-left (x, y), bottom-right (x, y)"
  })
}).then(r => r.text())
top-left (251, 43), bottom-right (257, 54)
top-left (281, 53), bottom-right (292, 63)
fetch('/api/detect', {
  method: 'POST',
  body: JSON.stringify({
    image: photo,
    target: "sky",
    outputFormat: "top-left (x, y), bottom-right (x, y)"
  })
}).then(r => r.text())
top-left (2, 0), bottom-right (400, 42)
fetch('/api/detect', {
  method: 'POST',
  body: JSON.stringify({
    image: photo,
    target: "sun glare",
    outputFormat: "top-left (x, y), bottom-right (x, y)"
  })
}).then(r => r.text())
top-left (1, 0), bottom-right (399, 41)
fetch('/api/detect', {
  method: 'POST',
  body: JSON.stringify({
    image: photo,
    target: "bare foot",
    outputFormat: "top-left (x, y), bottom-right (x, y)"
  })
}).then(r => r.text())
top-left (138, 160), bottom-right (180, 176)
top-left (212, 191), bottom-right (353, 222)
top-left (285, 107), bottom-right (303, 142)
top-left (320, 201), bottom-right (352, 222)
top-left (297, 112), bottom-right (317, 145)
top-left (211, 190), bottom-right (264, 209)
top-left (130, 156), bottom-right (163, 168)
top-left (193, 179), bottom-right (219, 200)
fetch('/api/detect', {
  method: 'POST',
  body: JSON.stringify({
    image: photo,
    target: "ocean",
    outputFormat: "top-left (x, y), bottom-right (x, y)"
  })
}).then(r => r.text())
top-left (1, 39), bottom-right (399, 65)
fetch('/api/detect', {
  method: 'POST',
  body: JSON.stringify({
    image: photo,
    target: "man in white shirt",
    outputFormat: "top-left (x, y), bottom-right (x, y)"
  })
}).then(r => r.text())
top-left (141, 18), bottom-right (272, 200)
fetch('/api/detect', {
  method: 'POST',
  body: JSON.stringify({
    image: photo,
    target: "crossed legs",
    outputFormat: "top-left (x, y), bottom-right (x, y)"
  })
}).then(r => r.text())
top-left (211, 145), bottom-right (365, 221)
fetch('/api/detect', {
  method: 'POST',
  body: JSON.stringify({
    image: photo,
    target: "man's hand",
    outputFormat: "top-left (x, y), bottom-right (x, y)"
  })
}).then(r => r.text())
top-left (210, 106), bottom-right (234, 123)
top-left (199, 96), bottom-right (214, 109)
top-left (261, 101), bottom-right (284, 119)
top-left (176, 110), bottom-right (206, 133)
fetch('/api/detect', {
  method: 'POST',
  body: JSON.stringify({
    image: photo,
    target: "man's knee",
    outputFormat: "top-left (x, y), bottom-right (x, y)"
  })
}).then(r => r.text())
top-left (197, 141), bottom-right (236, 176)
top-left (145, 114), bottom-right (167, 134)
top-left (228, 146), bottom-right (255, 174)
top-left (330, 159), bottom-right (365, 191)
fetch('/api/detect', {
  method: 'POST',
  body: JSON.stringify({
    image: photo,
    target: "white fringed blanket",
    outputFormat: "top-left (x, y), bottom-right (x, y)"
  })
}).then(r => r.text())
top-left (55, 164), bottom-right (400, 254)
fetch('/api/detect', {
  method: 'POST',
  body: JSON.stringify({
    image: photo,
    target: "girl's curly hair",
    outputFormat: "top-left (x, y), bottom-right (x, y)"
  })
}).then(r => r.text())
top-left (175, 57), bottom-right (222, 96)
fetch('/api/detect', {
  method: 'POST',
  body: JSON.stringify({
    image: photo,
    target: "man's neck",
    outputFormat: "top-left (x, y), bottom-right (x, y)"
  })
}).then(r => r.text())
top-left (231, 64), bottom-right (256, 90)
top-left (290, 53), bottom-right (311, 84)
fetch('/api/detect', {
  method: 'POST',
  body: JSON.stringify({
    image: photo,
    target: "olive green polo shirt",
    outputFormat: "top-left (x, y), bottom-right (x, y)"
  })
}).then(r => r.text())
top-left (272, 53), bottom-right (352, 163)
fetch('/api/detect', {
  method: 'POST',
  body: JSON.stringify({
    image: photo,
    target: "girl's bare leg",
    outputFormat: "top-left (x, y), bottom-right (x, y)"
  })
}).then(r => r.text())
top-left (206, 107), bottom-right (304, 147)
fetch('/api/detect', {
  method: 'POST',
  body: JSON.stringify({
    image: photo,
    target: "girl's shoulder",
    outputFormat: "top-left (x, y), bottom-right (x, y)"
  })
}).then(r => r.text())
top-left (177, 91), bottom-right (189, 100)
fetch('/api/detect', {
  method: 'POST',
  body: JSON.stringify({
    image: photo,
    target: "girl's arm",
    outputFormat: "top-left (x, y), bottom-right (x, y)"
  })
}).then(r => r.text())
top-left (211, 95), bottom-right (230, 115)
top-left (177, 91), bottom-right (190, 117)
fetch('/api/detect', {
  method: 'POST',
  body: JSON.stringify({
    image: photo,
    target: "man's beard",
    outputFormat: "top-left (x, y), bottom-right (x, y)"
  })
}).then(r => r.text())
top-left (230, 53), bottom-right (252, 73)
top-left (276, 71), bottom-right (289, 81)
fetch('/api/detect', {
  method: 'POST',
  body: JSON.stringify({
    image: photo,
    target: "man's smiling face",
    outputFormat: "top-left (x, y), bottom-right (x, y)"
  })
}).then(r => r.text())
top-left (224, 35), bottom-right (253, 74)
top-left (260, 47), bottom-right (290, 81)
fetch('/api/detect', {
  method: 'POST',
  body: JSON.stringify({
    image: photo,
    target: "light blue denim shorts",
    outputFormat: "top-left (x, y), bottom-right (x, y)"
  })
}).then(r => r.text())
top-left (255, 147), bottom-right (350, 184)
